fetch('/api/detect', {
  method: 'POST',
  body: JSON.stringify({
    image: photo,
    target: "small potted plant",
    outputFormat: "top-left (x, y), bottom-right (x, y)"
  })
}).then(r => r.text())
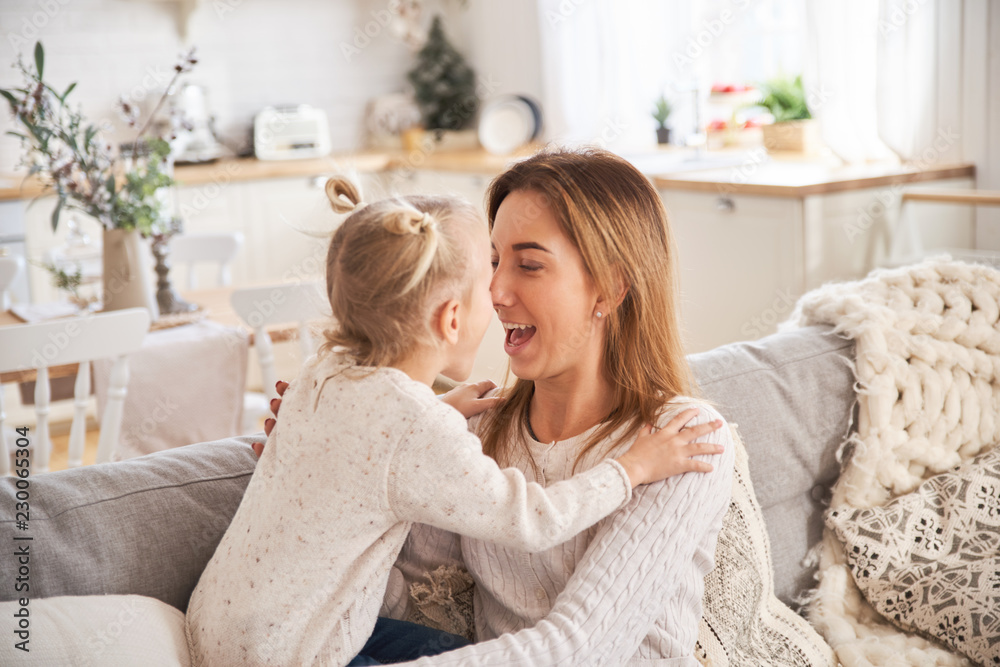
top-left (757, 75), bottom-right (819, 154)
top-left (652, 94), bottom-right (672, 145)
top-left (407, 15), bottom-right (480, 151)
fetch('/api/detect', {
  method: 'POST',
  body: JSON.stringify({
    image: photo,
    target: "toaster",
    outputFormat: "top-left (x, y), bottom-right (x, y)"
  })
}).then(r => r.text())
top-left (254, 105), bottom-right (332, 160)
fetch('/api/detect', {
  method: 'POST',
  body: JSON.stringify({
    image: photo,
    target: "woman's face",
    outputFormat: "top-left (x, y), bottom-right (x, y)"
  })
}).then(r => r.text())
top-left (490, 189), bottom-right (605, 383)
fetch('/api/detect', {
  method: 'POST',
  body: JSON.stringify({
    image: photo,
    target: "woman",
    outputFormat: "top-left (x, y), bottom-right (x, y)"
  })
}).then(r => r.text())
top-left (262, 147), bottom-right (735, 665)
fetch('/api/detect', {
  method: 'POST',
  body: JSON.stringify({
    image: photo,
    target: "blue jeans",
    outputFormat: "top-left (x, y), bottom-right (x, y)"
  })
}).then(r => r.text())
top-left (347, 617), bottom-right (470, 665)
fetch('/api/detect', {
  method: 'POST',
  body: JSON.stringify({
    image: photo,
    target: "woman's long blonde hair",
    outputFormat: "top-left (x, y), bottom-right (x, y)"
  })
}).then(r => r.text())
top-left (319, 176), bottom-right (482, 368)
top-left (477, 147), bottom-right (695, 471)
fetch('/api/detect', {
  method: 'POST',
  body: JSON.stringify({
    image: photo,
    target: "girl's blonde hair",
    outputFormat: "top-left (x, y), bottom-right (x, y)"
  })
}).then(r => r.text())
top-left (478, 147), bottom-right (695, 471)
top-left (319, 176), bottom-right (482, 368)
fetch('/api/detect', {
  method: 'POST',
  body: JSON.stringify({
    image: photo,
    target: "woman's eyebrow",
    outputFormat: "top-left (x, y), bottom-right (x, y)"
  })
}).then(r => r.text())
top-left (512, 242), bottom-right (552, 253)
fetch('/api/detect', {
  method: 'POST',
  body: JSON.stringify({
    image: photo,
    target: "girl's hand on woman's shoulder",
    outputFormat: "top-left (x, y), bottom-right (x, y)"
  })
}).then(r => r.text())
top-left (252, 381), bottom-right (289, 458)
top-left (440, 379), bottom-right (503, 419)
top-left (615, 407), bottom-right (725, 488)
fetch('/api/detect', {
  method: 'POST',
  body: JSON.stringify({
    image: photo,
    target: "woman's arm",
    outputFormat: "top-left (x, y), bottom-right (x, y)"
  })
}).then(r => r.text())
top-left (398, 404), bottom-right (736, 666)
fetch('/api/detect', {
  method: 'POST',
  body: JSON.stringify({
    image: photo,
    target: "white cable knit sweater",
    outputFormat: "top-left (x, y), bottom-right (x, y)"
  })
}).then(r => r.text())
top-left (184, 355), bottom-right (632, 667)
top-left (387, 400), bottom-right (735, 666)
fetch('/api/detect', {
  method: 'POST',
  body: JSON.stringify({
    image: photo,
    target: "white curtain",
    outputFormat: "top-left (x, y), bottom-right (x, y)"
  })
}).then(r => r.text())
top-left (803, 0), bottom-right (895, 163)
top-left (535, 0), bottom-right (695, 151)
top-left (805, 0), bottom-right (966, 164)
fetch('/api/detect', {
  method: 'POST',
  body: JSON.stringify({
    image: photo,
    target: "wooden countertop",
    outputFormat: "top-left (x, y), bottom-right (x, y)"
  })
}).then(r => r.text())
top-left (0, 145), bottom-right (543, 202)
top-left (0, 146), bottom-right (976, 202)
top-left (653, 159), bottom-right (976, 198)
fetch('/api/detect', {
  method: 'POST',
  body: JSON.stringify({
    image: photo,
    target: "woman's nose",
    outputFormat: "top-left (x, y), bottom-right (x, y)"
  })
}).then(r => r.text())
top-left (490, 266), bottom-right (513, 308)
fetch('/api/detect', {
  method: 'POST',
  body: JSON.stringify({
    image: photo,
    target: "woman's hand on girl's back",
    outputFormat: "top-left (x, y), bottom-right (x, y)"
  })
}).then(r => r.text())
top-left (252, 381), bottom-right (288, 458)
top-left (440, 379), bottom-right (503, 419)
top-left (615, 408), bottom-right (724, 488)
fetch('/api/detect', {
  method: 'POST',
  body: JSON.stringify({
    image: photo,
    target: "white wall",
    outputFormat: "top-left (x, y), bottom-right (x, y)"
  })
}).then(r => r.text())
top-left (0, 0), bottom-right (464, 173)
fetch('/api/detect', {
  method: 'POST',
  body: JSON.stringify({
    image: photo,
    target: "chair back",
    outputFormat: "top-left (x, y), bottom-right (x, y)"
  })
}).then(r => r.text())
top-left (0, 308), bottom-right (150, 473)
top-left (169, 232), bottom-right (244, 290)
top-left (230, 282), bottom-right (329, 400)
top-left (0, 255), bottom-right (24, 311)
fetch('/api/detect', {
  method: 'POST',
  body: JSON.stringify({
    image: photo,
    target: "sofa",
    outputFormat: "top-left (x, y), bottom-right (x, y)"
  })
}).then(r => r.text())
top-left (0, 324), bottom-right (856, 663)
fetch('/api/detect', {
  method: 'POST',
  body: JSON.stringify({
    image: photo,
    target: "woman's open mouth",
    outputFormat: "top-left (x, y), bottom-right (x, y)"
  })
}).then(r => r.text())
top-left (503, 322), bottom-right (536, 354)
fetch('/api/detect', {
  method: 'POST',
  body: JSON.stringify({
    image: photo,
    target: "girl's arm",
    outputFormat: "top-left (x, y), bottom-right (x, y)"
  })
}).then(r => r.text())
top-left (387, 403), bottom-right (634, 554)
top-left (397, 404), bottom-right (736, 666)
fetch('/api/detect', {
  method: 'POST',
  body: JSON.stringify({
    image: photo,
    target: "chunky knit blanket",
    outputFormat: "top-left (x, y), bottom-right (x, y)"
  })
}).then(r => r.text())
top-left (780, 259), bottom-right (1000, 666)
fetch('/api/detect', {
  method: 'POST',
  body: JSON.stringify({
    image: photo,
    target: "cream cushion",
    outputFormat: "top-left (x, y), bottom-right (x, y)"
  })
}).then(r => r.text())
top-left (0, 594), bottom-right (189, 666)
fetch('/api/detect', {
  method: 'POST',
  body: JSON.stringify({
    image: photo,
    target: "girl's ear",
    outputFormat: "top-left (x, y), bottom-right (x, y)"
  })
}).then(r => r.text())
top-left (435, 298), bottom-right (462, 346)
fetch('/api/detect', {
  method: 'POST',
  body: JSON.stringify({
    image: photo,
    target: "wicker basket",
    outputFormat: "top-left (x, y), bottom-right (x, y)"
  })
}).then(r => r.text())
top-left (761, 119), bottom-right (821, 154)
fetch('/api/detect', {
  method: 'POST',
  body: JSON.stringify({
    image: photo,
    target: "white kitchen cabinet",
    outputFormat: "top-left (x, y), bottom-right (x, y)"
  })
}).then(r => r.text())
top-left (664, 191), bottom-right (803, 354)
top-left (663, 176), bottom-right (976, 354)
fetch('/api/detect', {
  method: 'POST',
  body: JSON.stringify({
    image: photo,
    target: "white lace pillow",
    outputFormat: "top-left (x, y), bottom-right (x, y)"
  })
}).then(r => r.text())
top-left (826, 446), bottom-right (1000, 666)
top-left (696, 425), bottom-right (836, 666)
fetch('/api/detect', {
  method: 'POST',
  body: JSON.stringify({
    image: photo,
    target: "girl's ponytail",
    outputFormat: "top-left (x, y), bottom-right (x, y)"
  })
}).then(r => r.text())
top-left (382, 208), bottom-right (439, 295)
top-left (325, 176), bottom-right (364, 214)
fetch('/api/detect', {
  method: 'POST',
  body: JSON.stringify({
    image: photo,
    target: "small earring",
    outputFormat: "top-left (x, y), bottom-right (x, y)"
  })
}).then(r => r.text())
top-left (596, 311), bottom-right (603, 318)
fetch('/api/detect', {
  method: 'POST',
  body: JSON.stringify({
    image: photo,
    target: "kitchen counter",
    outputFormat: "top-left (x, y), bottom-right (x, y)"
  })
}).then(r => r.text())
top-left (0, 145), bottom-right (544, 202)
top-left (0, 145), bottom-right (976, 202)
top-left (652, 158), bottom-right (975, 198)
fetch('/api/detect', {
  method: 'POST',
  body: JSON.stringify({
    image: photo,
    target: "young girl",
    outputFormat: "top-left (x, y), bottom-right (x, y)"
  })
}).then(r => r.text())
top-left (185, 177), bottom-right (723, 667)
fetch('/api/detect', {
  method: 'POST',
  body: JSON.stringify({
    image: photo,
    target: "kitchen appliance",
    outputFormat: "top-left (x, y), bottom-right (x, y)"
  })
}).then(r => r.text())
top-left (254, 105), bottom-right (331, 161)
top-left (169, 83), bottom-right (226, 164)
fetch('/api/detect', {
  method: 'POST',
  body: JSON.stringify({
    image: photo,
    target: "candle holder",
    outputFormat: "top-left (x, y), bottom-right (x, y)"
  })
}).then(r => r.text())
top-left (150, 217), bottom-right (198, 316)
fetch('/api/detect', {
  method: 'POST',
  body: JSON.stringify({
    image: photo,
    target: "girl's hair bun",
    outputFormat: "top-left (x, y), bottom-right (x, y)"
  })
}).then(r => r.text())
top-left (325, 176), bottom-right (364, 214)
top-left (383, 208), bottom-right (438, 237)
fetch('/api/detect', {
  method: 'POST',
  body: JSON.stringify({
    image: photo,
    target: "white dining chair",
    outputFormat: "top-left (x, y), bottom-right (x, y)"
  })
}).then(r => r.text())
top-left (0, 308), bottom-right (150, 474)
top-left (230, 282), bottom-right (329, 431)
top-left (169, 232), bottom-right (244, 290)
top-left (0, 255), bottom-right (25, 311)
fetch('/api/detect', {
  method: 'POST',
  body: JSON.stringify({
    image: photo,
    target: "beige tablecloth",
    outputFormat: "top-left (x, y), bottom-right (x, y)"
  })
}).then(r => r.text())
top-left (94, 320), bottom-right (249, 460)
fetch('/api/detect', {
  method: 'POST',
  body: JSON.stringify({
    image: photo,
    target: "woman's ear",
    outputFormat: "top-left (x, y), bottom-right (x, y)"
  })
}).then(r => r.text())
top-left (597, 268), bottom-right (630, 314)
top-left (435, 298), bottom-right (462, 346)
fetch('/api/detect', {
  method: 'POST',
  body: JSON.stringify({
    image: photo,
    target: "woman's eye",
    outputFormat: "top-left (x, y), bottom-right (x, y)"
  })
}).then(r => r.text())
top-left (490, 259), bottom-right (499, 270)
top-left (519, 264), bottom-right (541, 272)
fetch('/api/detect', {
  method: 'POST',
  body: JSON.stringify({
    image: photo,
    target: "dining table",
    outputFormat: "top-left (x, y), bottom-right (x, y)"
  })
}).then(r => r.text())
top-left (0, 286), bottom-right (316, 462)
top-left (0, 286), bottom-right (299, 385)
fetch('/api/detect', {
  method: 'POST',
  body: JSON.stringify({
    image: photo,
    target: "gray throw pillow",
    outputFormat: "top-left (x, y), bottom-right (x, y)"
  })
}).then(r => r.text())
top-left (826, 446), bottom-right (1000, 665)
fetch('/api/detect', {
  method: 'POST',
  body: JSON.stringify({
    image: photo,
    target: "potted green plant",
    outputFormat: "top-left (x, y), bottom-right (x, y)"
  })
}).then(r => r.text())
top-left (757, 75), bottom-right (819, 154)
top-left (652, 94), bottom-right (672, 145)
top-left (1, 42), bottom-right (197, 316)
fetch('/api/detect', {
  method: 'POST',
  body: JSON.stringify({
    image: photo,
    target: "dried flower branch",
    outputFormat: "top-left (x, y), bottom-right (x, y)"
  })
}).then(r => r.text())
top-left (1, 42), bottom-right (196, 235)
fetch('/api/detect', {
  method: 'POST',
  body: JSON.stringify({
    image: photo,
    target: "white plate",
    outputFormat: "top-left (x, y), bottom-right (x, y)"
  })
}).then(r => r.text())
top-left (479, 97), bottom-right (536, 155)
